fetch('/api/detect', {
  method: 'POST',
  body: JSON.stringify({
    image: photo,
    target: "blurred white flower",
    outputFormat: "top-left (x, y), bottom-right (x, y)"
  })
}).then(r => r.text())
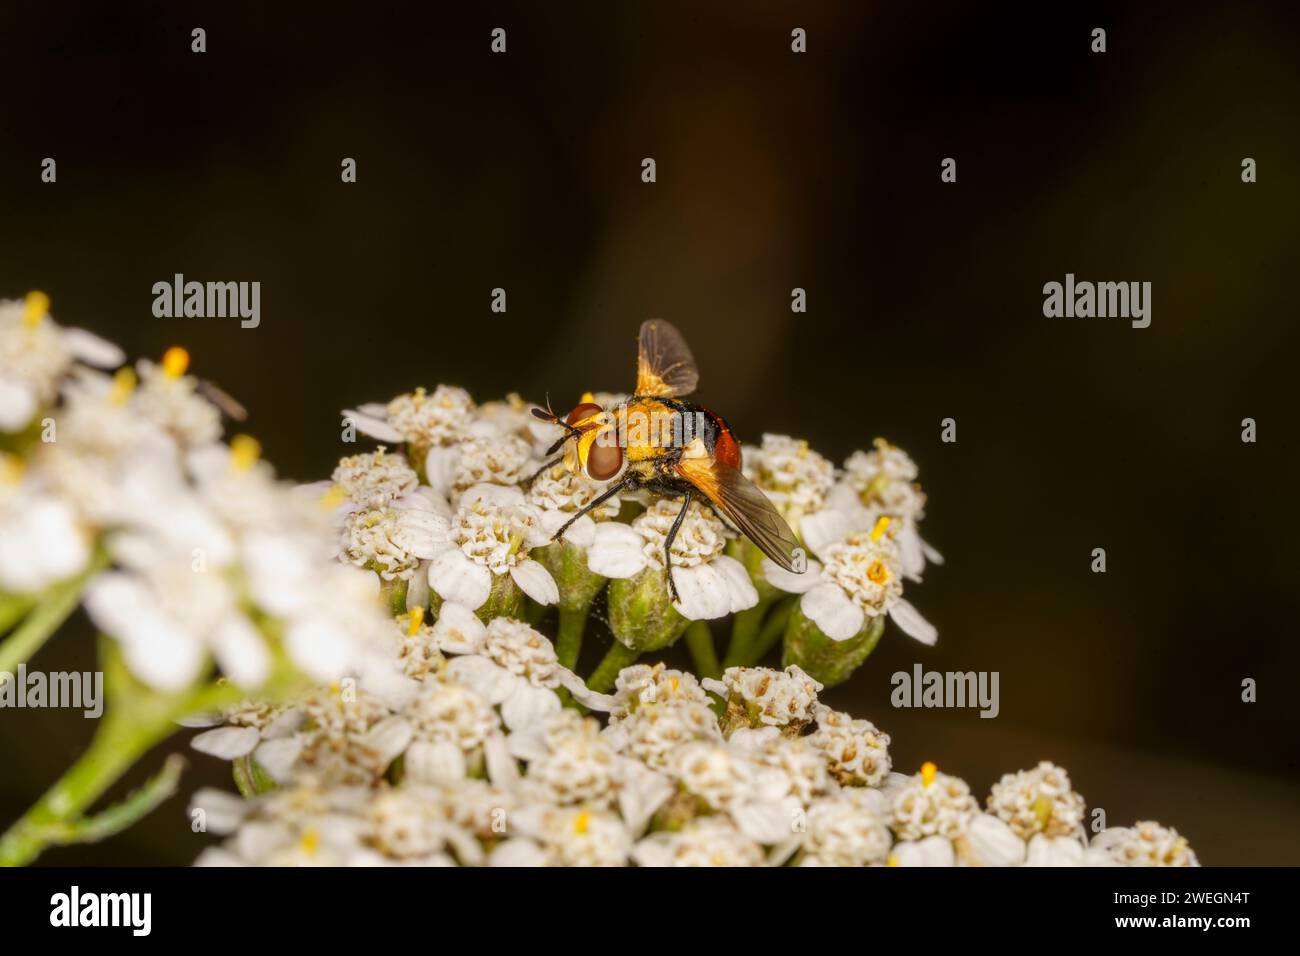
top-left (1090, 821), bottom-right (1199, 866)
top-left (633, 815), bottom-right (766, 867)
top-left (0, 487), bottom-right (91, 593)
top-left (0, 292), bottom-right (122, 432)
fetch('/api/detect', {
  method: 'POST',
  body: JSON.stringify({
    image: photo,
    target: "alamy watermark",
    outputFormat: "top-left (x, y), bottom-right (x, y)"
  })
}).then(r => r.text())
top-left (0, 666), bottom-right (103, 718)
top-left (1042, 273), bottom-right (1150, 329)
top-left (891, 664), bottom-right (999, 718)
top-left (152, 274), bottom-right (260, 328)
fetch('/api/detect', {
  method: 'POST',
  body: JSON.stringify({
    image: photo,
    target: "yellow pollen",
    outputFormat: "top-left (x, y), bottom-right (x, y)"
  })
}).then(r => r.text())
top-left (869, 515), bottom-right (892, 542)
top-left (161, 345), bottom-right (190, 378)
top-left (0, 453), bottom-right (25, 485)
top-left (921, 761), bottom-right (938, 787)
top-left (669, 676), bottom-right (679, 693)
top-left (299, 828), bottom-right (320, 856)
top-left (229, 434), bottom-right (261, 472)
top-left (23, 291), bottom-right (50, 328)
top-left (319, 485), bottom-right (348, 511)
top-left (1031, 795), bottom-right (1053, 827)
top-left (109, 367), bottom-right (137, 405)
top-left (580, 391), bottom-right (595, 404)
top-left (407, 606), bottom-right (425, 636)
top-left (886, 853), bottom-right (900, 867)
top-left (866, 559), bottom-right (890, 585)
top-left (573, 810), bottom-right (591, 835)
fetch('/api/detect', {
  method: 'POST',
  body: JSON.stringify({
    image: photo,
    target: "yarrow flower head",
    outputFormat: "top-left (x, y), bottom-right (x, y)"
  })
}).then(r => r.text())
top-left (587, 498), bottom-right (757, 650)
top-left (889, 761), bottom-right (979, 842)
top-left (704, 664), bottom-right (822, 736)
top-left (987, 761), bottom-right (1087, 840)
top-left (424, 487), bottom-right (557, 614)
top-left (344, 385), bottom-right (476, 458)
top-left (742, 433), bottom-right (836, 533)
top-left (329, 447), bottom-right (420, 511)
top-left (766, 512), bottom-right (935, 685)
top-left (1091, 821), bottom-right (1199, 867)
top-left (806, 703), bottom-right (892, 787)
top-left (827, 438), bottom-right (941, 582)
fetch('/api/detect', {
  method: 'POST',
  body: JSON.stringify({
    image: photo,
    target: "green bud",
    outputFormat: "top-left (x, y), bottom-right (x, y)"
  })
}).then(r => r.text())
top-left (232, 755), bottom-right (278, 797)
top-left (533, 540), bottom-right (607, 612)
top-left (378, 577), bottom-right (408, 616)
top-left (782, 603), bottom-right (885, 687)
top-left (608, 568), bottom-right (689, 653)
top-left (476, 572), bottom-right (524, 622)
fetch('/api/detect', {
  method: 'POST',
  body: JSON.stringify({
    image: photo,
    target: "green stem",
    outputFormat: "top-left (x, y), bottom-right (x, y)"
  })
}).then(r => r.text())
top-left (747, 598), bottom-right (795, 665)
top-left (586, 641), bottom-right (640, 694)
top-left (684, 620), bottom-right (721, 680)
top-left (0, 552), bottom-right (108, 675)
top-left (0, 707), bottom-right (176, 866)
top-left (0, 652), bottom-right (240, 867)
top-left (555, 605), bottom-right (590, 670)
top-left (723, 598), bottom-right (771, 669)
top-left (0, 594), bottom-right (36, 635)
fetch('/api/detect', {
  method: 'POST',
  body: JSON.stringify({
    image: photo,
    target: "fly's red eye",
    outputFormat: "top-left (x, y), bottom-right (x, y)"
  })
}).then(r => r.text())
top-left (586, 440), bottom-right (623, 481)
top-left (567, 402), bottom-right (603, 425)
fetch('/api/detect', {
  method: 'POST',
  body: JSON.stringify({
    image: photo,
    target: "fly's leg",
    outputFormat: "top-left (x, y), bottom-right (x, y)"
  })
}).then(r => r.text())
top-left (551, 476), bottom-right (634, 542)
top-left (663, 488), bottom-right (693, 604)
top-left (527, 455), bottom-right (564, 484)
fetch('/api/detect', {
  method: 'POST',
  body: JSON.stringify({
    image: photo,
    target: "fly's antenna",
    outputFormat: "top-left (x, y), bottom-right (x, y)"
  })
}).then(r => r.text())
top-left (532, 396), bottom-right (583, 455)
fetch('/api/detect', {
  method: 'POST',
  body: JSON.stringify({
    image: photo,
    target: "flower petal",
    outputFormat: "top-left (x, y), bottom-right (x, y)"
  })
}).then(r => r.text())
top-left (586, 522), bottom-right (647, 579)
top-left (210, 614), bottom-right (271, 689)
top-left (500, 683), bottom-right (561, 731)
top-left (800, 508), bottom-right (857, 559)
top-left (510, 558), bottom-right (559, 606)
top-left (799, 583), bottom-right (864, 641)
top-left (889, 598), bottom-right (937, 646)
top-left (428, 550), bottom-right (492, 609)
top-left (342, 408), bottom-right (404, 443)
top-left (712, 554), bottom-right (759, 613)
top-left (190, 726), bottom-right (260, 760)
top-left (671, 564), bottom-right (732, 621)
top-left (432, 600), bottom-right (487, 653)
top-left (762, 556), bottom-right (821, 594)
top-left (445, 656), bottom-right (517, 704)
top-left (404, 740), bottom-right (466, 783)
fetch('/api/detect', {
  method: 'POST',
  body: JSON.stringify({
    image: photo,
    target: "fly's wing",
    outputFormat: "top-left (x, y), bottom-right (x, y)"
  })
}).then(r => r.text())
top-left (676, 455), bottom-right (803, 573)
top-left (635, 319), bottom-right (699, 398)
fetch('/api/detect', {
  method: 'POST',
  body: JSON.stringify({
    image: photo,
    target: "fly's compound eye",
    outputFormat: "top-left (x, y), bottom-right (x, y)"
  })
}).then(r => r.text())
top-left (567, 402), bottom-right (603, 426)
top-left (586, 436), bottom-right (623, 480)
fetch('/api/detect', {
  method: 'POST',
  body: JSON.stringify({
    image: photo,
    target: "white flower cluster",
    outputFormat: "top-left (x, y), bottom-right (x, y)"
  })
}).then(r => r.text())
top-left (749, 433), bottom-right (940, 645)
top-left (1, 296), bottom-right (396, 694)
top-left (191, 649), bottom-right (1197, 867)
top-left (0, 312), bottom-right (1202, 869)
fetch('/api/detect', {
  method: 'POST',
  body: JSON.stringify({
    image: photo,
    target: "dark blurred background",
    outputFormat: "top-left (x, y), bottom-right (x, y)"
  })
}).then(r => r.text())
top-left (2, 1), bottom-right (1297, 864)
